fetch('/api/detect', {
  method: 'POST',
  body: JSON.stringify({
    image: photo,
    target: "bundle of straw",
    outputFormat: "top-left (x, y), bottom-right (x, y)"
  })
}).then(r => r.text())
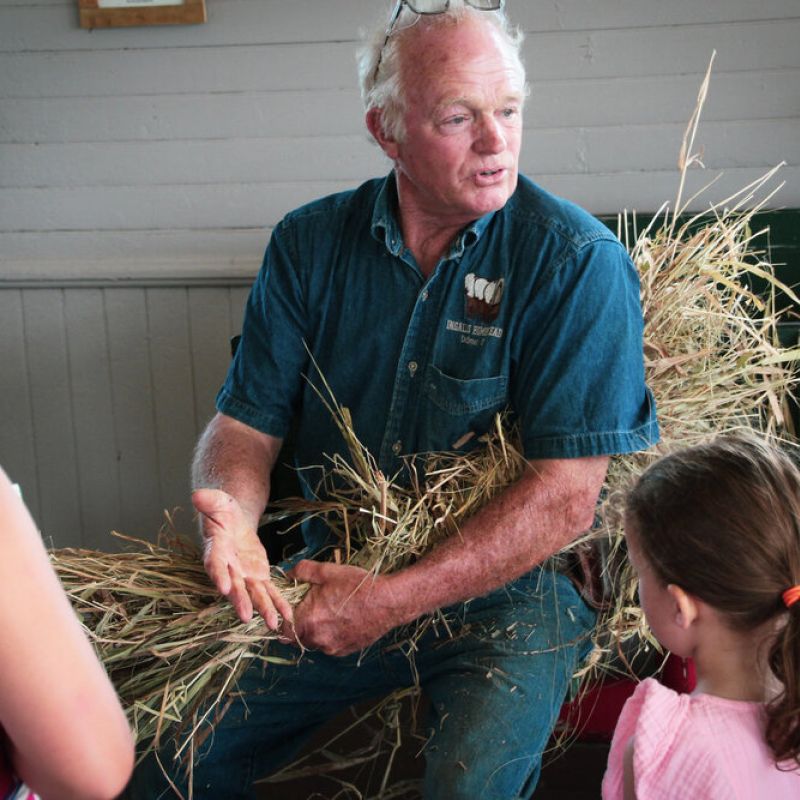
top-left (268, 396), bottom-right (525, 575)
top-left (51, 529), bottom-right (304, 766)
top-left (585, 57), bottom-right (800, 667)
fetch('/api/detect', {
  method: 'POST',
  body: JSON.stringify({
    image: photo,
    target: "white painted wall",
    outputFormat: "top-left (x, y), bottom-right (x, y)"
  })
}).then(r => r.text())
top-left (1, 0), bottom-right (798, 282)
top-left (1, 0), bottom-right (798, 546)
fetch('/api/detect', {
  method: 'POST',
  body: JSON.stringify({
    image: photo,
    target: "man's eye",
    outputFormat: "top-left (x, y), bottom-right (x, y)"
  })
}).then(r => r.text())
top-left (445, 115), bottom-right (469, 126)
top-left (501, 107), bottom-right (518, 119)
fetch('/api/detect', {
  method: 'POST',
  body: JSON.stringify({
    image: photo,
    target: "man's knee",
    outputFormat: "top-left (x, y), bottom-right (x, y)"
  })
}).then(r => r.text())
top-left (423, 738), bottom-right (539, 800)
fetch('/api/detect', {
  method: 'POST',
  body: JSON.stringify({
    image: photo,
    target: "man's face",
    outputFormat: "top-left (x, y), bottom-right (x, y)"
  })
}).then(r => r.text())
top-left (388, 17), bottom-right (525, 225)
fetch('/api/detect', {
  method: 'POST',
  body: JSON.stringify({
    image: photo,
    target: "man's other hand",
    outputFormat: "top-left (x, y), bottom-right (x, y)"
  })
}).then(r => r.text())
top-left (285, 561), bottom-right (399, 657)
top-left (193, 487), bottom-right (293, 630)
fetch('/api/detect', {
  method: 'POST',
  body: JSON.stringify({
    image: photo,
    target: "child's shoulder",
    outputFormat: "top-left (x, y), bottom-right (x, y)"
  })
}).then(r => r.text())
top-left (625, 677), bottom-right (698, 747)
top-left (627, 677), bottom-right (769, 755)
top-left (627, 676), bottom-right (765, 725)
top-left (603, 679), bottom-right (733, 799)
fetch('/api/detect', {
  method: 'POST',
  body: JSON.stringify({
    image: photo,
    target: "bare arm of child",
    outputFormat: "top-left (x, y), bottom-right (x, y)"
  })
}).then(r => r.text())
top-left (0, 468), bottom-right (134, 799)
top-left (623, 736), bottom-right (638, 800)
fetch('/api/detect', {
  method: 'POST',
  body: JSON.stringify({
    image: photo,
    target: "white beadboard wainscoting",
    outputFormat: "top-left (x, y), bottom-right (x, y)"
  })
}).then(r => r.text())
top-left (0, 282), bottom-right (249, 549)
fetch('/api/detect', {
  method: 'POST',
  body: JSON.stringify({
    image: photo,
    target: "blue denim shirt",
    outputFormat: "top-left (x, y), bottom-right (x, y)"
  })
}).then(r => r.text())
top-left (218, 173), bottom-right (659, 549)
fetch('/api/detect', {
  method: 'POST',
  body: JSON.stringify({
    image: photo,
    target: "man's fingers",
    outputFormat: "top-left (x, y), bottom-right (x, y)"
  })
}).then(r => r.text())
top-left (247, 578), bottom-right (279, 630)
top-left (228, 569), bottom-right (254, 623)
top-left (277, 618), bottom-right (300, 647)
top-left (266, 580), bottom-right (294, 625)
top-left (203, 552), bottom-right (232, 596)
top-left (249, 578), bottom-right (294, 630)
top-left (289, 559), bottom-right (324, 584)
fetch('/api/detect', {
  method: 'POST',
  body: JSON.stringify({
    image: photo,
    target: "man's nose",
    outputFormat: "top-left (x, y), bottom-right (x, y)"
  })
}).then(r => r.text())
top-left (474, 114), bottom-right (506, 153)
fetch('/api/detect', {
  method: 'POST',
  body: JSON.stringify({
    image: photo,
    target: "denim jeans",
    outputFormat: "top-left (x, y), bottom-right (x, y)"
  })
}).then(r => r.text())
top-left (125, 566), bottom-right (595, 800)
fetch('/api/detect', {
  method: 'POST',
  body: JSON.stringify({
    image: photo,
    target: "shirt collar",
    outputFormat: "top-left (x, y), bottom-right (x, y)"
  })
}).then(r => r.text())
top-left (371, 172), bottom-right (498, 259)
top-left (371, 173), bottom-right (404, 256)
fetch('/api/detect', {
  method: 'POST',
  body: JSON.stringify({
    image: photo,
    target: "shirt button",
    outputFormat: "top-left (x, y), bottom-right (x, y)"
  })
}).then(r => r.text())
top-left (392, 440), bottom-right (402, 455)
top-left (408, 361), bottom-right (417, 376)
top-left (421, 290), bottom-right (429, 301)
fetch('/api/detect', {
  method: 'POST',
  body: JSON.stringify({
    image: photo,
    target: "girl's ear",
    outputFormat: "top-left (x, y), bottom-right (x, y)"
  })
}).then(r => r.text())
top-left (366, 109), bottom-right (400, 160)
top-left (667, 584), bottom-right (699, 629)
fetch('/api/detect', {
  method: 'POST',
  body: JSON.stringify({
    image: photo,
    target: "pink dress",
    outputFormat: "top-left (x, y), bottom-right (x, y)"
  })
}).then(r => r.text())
top-left (602, 678), bottom-right (800, 799)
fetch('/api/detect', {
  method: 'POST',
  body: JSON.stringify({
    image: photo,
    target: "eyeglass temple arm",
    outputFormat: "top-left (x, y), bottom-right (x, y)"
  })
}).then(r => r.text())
top-left (385, 0), bottom-right (405, 34)
top-left (373, 1), bottom-right (405, 84)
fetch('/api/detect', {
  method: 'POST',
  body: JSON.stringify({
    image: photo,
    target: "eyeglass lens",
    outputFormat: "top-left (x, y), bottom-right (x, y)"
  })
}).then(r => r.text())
top-left (404, 0), bottom-right (503, 12)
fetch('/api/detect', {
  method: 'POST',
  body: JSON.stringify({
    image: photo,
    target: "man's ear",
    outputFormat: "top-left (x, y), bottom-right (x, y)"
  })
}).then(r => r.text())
top-left (667, 584), bottom-right (699, 629)
top-left (366, 108), bottom-right (399, 160)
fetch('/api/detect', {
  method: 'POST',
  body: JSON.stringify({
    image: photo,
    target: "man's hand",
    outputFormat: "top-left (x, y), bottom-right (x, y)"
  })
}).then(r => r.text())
top-left (193, 488), bottom-right (293, 630)
top-left (286, 561), bottom-right (400, 657)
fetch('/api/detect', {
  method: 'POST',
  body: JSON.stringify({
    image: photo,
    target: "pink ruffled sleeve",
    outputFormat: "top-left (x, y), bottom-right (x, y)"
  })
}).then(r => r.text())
top-left (602, 678), bottom-right (737, 800)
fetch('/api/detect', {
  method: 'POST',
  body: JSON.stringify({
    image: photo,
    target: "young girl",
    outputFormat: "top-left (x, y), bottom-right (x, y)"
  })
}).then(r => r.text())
top-left (603, 433), bottom-right (800, 799)
top-left (0, 468), bottom-right (134, 799)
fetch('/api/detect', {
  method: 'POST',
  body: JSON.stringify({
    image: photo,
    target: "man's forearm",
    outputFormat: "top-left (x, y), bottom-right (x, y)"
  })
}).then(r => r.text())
top-left (191, 412), bottom-right (282, 527)
top-left (378, 455), bottom-right (609, 628)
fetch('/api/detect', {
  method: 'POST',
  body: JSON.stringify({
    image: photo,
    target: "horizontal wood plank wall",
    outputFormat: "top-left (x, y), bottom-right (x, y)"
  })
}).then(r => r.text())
top-left (1, 0), bottom-right (798, 280)
top-left (0, 284), bottom-right (250, 548)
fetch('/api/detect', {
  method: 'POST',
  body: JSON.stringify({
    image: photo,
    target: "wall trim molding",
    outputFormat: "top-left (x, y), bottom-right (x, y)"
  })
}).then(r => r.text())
top-left (2, 210), bottom-right (796, 291)
top-left (0, 258), bottom-right (259, 288)
top-left (0, 276), bottom-right (255, 290)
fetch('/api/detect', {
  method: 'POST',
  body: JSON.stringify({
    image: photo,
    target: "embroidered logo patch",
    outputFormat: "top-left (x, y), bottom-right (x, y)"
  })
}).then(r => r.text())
top-left (464, 273), bottom-right (504, 322)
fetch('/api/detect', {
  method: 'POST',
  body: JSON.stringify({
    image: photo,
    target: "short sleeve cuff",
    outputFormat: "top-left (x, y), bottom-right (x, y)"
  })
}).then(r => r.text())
top-left (522, 418), bottom-right (660, 460)
top-left (215, 388), bottom-right (291, 439)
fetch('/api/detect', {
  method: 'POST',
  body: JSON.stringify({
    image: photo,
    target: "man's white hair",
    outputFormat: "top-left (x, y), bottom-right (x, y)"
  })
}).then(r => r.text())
top-left (356, 1), bottom-right (527, 143)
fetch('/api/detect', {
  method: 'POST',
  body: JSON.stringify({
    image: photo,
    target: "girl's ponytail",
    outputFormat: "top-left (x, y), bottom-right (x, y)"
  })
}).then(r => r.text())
top-left (766, 589), bottom-right (800, 767)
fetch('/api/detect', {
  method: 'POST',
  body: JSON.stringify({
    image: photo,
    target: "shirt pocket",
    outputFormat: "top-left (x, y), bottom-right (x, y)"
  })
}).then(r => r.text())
top-left (421, 363), bottom-right (509, 452)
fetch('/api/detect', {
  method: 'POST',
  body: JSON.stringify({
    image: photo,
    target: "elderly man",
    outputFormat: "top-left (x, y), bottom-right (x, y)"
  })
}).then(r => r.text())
top-left (130, 1), bottom-right (657, 797)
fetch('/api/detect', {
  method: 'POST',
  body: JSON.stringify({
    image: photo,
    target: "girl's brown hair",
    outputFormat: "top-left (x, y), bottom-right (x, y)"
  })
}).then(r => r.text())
top-left (626, 432), bottom-right (800, 768)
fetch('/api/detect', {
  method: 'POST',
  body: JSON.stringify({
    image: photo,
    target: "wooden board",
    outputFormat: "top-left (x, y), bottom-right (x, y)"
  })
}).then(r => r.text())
top-left (78, 0), bottom-right (206, 30)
